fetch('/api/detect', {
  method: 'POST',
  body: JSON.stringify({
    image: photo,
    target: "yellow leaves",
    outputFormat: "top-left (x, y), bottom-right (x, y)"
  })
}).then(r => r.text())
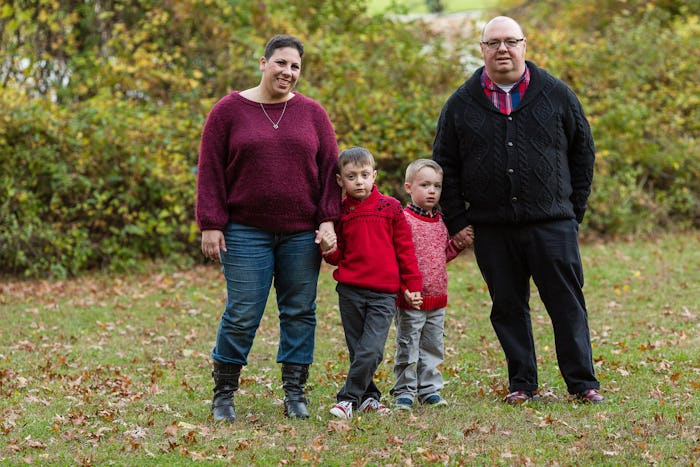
top-left (1, 3), bottom-right (14, 19)
top-left (613, 268), bottom-right (645, 295)
top-left (37, 8), bottom-right (49, 23)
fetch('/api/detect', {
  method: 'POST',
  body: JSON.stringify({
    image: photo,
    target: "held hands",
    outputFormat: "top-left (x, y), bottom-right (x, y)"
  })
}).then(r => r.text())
top-left (201, 230), bottom-right (226, 262)
top-left (404, 290), bottom-right (423, 310)
top-left (451, 225), bottom-right (474, 249)
top-left (315, 221), bottom-right (337, 255)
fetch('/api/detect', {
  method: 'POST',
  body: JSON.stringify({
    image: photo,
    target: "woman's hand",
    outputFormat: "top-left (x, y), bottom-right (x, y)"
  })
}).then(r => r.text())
top-left (315, 221), bottom-right (336, 244)
top-left (201, 230), bottom-right (226, 262)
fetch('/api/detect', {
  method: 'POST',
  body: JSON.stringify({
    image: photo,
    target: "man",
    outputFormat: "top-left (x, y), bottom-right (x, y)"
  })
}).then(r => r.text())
top-left (433, 16), bottom-right (603, 404)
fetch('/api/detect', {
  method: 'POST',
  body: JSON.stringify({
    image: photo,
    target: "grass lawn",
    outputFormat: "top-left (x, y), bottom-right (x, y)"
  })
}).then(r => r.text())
top-left (368, 0), bottom-right (499, 14)
top-left (1, 231), bottom-right (699, 464)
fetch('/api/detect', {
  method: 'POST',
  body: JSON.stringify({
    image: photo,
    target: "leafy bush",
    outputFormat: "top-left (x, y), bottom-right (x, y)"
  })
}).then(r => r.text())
top-left (522, 1), bottom-right (700, 234)
top-left (1, 0), bottom-right (698, 277)
top-left (0, 0), bottom-right (466, 277)
top-left (0, 88), bottom-right (202, 277)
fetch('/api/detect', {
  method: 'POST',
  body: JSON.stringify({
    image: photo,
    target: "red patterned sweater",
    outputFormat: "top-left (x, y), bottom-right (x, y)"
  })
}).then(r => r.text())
top-left (323, 186), bottom-right (422, 295)
top-left (396, 208), bottom-right (464, 310)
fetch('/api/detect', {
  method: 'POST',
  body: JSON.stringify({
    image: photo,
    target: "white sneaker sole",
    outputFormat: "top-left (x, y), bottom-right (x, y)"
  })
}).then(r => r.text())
top-left (329, 407), bottom-right (352, 419)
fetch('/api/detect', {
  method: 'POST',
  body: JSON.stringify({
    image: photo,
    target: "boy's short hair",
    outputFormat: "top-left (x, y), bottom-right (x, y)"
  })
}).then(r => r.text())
top-left (405, 158), bottom-right (443, 184)
top-left (338, 146), bottom-right (375, 170)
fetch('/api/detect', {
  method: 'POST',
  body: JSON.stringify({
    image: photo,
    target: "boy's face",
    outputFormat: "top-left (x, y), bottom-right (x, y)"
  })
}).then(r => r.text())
top-left (405, 167), bottom-right (442, 211)
top-left (337, 162), bottom-right (376, 201)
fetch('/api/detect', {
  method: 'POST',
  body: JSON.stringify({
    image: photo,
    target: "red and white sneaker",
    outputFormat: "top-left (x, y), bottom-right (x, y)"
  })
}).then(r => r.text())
top-left (358, 398), bottom-right (391, 415)
top-left (330, 400), bottom-right (353, 419)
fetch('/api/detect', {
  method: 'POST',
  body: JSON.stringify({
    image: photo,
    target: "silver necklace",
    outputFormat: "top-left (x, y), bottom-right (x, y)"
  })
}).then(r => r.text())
top-left (259, 100), bottom-right (288, 129)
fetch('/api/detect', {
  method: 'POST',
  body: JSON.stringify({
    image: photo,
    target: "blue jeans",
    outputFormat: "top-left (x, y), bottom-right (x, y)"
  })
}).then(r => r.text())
top-left (211, 223), bottom-right (321, 366)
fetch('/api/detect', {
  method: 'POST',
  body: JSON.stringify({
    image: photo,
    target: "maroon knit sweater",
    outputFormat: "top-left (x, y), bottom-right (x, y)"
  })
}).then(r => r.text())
top-left (396, 208), bottom-right (464, 310)
top-left (196, 92), bottom-right (341, 232)
top-left (323, 186), bottom-right (422, 295)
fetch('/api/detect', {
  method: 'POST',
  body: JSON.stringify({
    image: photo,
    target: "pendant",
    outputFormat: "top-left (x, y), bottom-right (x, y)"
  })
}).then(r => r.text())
top-left (260, 100), bottom-right (287, 130)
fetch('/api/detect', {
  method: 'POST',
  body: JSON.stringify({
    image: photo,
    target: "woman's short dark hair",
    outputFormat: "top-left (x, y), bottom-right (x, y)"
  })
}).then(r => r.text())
top-left (264, 35), bottom-right (304, 60)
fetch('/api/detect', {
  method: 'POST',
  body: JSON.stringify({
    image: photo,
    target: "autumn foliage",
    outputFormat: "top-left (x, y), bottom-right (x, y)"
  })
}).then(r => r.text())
top-left (1, 0), bottom-right (698, 277)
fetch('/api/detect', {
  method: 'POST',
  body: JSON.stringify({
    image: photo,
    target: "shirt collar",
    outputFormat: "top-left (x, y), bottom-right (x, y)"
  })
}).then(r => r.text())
top-left (481, 66), bottom-right (530, 92)
top-left (407, 203), bottom-right (438, 218)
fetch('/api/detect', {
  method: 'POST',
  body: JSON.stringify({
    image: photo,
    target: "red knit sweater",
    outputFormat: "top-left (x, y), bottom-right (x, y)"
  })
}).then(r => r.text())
top-left (396, 208), bottom-right (464, 310)
top-left (196, 92), bottom-right (341, 232)
top-left (323, 187), bottom-right (422, 294)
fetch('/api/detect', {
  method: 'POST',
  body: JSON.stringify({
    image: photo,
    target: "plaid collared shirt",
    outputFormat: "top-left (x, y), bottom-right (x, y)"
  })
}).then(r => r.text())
top-left (406, 203), bottom-right (438, 218)
top-left (480, 66), bottom-right (530, 115)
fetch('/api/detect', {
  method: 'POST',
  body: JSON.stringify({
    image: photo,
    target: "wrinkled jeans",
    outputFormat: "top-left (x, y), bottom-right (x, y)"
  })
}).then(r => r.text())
top-left (211, 222), bottom-right (321, 366)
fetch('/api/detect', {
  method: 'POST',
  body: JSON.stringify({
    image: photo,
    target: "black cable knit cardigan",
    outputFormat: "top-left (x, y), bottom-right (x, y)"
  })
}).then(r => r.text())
top-left (433, 61), bottom-right (595, 235)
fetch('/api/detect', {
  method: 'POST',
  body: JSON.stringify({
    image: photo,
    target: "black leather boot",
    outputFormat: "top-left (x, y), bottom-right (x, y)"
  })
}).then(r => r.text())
top-left (281, 363), bottom-right (310, 419)
top-left (211, 361), bottom-right (241, 422)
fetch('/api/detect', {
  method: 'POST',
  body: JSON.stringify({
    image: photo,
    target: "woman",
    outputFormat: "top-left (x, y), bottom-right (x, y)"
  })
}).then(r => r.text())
top-left (196, 34), bottom-right (341, 421)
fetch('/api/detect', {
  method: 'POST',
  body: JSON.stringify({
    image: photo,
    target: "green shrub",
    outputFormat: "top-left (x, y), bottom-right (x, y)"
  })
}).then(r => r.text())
top-left (1, 0), bottom-right (698, 277)
top-left (0, 0), bottom-right (467, 277)
top-left (525, 1), bottom-right (700, 235)
top-left (0, 89), bottom-right (202, 277)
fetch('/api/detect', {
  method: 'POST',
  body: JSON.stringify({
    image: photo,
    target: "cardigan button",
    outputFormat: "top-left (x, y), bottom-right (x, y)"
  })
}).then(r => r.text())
top-left (511, 197), bottom-right (518, 203)
top-left (507, 141), bottom-right (513, 147)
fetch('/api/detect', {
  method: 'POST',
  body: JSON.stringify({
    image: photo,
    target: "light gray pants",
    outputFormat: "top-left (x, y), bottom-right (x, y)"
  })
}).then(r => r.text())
top-left (390, 307), bottom-right (445, 403)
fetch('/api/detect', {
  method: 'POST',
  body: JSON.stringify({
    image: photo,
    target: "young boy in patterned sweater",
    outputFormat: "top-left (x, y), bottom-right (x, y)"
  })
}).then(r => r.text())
top-left (318, 146), bottom-right (423, 420)
top-left (391, 159), bottom-right (473, 409)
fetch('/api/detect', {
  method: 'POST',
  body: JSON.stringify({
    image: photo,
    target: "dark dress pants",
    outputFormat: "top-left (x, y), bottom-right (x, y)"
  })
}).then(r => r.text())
top-left (474, 219), bottom-right (599, 394)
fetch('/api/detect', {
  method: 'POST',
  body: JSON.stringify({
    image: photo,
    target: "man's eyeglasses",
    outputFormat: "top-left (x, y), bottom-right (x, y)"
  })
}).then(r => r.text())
top-left (481, 38), bottom-right (524, 50)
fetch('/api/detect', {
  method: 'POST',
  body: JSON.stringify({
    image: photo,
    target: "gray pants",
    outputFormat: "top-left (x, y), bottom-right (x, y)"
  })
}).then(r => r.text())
top-left (390, 307), bottom-right (445, 403)
top-left (335, 283), bottom-right (396, 407)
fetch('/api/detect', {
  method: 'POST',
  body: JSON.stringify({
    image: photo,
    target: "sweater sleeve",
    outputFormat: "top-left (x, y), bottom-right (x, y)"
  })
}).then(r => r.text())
top-left (432, 95), bottom-right (471, 236)
top-left (445, 238), bottom-right (463, 263)
top-left (313, 102), bottom-right (342, 225)
top-left (564, 88), bottom-right (596, 224)
top-left (393, 202), bottom-right (422, 293)
top-left (195, 98), bottom-right (231, 231)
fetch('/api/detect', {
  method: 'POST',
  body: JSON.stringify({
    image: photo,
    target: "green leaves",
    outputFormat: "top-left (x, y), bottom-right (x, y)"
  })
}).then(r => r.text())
top-left (525, 0), bottom-right (700, 235)
top-left (1, 0), bottom-right (698, 276)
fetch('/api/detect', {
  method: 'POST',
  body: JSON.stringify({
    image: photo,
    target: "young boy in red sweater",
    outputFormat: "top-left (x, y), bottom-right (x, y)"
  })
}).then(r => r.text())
top-left (319, 146), bottom-right (423, 420)
top-left (391, 159), bottom-right (473, 410)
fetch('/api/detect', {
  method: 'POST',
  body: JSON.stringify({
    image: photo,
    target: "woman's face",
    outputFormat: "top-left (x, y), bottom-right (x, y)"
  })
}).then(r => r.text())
top-left (259, 47), bottom-right (301, 100)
